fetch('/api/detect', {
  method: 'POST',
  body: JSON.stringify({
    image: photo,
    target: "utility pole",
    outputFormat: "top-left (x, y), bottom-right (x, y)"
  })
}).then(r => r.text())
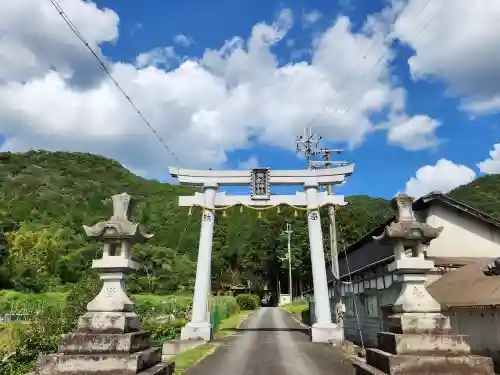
top-left (284, 223), bottom-right (293, 301)
top-left (295, 126), bottom-right (347, 281)
top-left (295, 125), bottom-right (349, 337)
top-left (323, 151), bottom-right (340, 283)
top-left (295, 126), bottom-right (322, 164)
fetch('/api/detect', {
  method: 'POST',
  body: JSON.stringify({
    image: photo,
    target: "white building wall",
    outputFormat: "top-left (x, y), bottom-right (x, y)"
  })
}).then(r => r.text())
top-left (426, 204), bottom-right (500, 258)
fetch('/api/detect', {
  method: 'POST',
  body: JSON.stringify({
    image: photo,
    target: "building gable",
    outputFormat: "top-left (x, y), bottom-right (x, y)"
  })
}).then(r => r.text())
top-left (422, 197), bottom-right (500, 258)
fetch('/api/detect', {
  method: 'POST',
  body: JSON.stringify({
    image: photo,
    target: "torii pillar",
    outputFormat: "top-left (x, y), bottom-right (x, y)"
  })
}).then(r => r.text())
top-left (305, 180), bottom-right (344, 343)
top-left (181, 182), bottom-right (217, 341)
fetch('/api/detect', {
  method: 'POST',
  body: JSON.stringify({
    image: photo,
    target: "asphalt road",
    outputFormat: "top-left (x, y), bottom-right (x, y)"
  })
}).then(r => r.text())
top-left (186, 307), bottom-right (355, 375)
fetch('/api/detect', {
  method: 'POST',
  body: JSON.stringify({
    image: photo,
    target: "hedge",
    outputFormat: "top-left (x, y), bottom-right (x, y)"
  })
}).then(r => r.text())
top-left (235, 294), bottom-right (260, 310)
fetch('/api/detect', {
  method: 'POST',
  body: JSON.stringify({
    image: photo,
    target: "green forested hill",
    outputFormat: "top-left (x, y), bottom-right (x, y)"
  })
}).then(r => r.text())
top-left (449, 174), bottom-right (500, 217)
top-left (0, 150), bottom-right (497, 296)
top-left (0, 150), bottom-right (201, 292)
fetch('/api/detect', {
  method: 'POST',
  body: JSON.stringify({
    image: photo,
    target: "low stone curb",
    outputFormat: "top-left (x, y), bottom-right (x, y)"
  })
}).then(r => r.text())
top-left (280, 307), bottom-right (310, 328)
top-left (236, 310), bottom-right (255, 329)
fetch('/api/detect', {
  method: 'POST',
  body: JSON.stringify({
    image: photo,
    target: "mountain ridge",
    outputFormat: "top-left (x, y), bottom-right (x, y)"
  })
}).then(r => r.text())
top-left (0, 150), bottom-right (497, 295)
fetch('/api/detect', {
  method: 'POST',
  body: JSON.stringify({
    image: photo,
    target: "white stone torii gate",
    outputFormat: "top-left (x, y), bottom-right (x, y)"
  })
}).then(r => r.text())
top-left (169, 165), bottom-right (354, 343)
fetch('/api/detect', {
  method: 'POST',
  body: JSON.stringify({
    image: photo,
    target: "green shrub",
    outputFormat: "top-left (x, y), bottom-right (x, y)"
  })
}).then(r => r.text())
top-left (142, 318), bottom-right (187, 343)
top-left (289, 297), bottom-right (309, 306)
top-left (0, 276), bottom-right (100, 375)
top-left (134, 295), bottom-right (192, 321)
top-left (210, 297), bottom-right (240, 329)
top-left (212, 296), bottom-right (239, 315)
top-left (235, 294), bottom-right (260, 310)
top-left (284, 304), bottom-right (308, 313)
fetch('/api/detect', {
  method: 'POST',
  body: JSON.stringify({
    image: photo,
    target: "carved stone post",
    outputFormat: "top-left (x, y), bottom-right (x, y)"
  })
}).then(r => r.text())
top-left (28, 193), bottom-right (174, 375)
top-left (305, 181), bottom-right (342, 344)
top-left (354, 193), bottom-right (494, 375)
top-left (181, 182), bottom-right (217, 341)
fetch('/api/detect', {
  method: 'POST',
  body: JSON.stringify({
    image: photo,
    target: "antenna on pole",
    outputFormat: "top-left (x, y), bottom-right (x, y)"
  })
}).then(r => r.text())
top-left (295, 126), bottom-right (322, 167)
top-left (295, 126), bottom-right (348, 170)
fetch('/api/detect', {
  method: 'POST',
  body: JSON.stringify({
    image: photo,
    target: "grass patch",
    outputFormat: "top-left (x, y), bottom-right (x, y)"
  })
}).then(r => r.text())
top-left (0, 291), bottom-right (193, 316)
top-left (173, 343), bottom-right (216, 375)
top-left (0, 290), bottom-right (67, 314)
top-left (215, 310), bottom-right (252, 338)
top-left (0, 325), bottom-right (11, 352)
top-left (0, 322), bottom-right (29, 352)
top-left (283, 304), bottom-right (308, 313)
top-left (133, 294), bottom-right (192, 304)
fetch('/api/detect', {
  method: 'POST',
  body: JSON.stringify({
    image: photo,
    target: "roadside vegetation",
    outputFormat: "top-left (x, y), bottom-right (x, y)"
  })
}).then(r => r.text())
top-left (283, 297), bottom-right (309, 313)
top-left (0, 151), bottom-right (498, 373)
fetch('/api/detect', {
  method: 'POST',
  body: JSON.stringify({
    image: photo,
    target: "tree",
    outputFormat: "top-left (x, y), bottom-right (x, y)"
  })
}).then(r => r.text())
top-left (1, 150), bottom-right (498, 296)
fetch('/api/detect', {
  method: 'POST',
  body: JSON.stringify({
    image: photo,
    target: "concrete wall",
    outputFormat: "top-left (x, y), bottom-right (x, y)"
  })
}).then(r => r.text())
top-left (446, 307), bottom-right (500, 372)
top-left (426, 204), bottom-right (500, 258)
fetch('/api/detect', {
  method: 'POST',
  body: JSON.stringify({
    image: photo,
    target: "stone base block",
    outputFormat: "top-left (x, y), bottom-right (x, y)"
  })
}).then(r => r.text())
top-left (59, 331), bottom-right (151, 354)
top-left (387, 313), bottom-right (451, 334)
top-left (35, 347), bottom-right (166, 375)
top-left (162, 339), bottom-right (205, 361)
top-left (77, 311), bottom-right (140, 333)
top-left (364, 348), bottom-right (494, 375)
top-left (138, 361), bottom-right (175, 375)
top-left (377, 332), bottom-right (471, 355)
top-left (180, 322), bottom-right (213, 341)
top-left (353, 358), bottom-right (386, 375)
top-left (310, 322), bottom-right (343, 344)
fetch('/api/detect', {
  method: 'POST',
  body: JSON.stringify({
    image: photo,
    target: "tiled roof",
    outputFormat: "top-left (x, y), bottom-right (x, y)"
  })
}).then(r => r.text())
top-left (427, 258), bottom-right (500, 307)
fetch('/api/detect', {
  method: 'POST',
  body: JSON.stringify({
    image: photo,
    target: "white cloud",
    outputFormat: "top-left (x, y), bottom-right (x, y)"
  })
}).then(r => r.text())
top-left (303, 10), bottom-right (322, 27)
top-left (404, 159), bottom-right (476, 198)
top-left (135, 46), bottom-right (178, 68)
top-left (392, 0), bottom-right (500, 115)
top-left (387, 114), bottom-right (442, 151)
top-left (237, 156), bottom-right (259, 170)
top-left (0, 1), bottom-right (421, 175)
top-left (0, 0), bottom-right (118, 87)
top-left (173, 34), bottom-right (193, 47)
top-left (477, 144), bottom-right (500, 174)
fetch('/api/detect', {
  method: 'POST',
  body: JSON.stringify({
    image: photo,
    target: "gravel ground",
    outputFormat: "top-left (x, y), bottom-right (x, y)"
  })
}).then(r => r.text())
top-left (186, 307), bottom-right (355, 375)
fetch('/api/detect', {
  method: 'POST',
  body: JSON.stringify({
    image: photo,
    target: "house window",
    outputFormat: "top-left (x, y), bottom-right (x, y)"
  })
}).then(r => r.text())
top-left (365, 294), bottom-right (379, 317)
top-left (344, 296), bottom-right (355, 315)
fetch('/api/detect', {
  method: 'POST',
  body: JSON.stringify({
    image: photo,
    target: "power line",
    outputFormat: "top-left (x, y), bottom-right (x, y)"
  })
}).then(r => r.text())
top-left (339, 3), bottom-right (438, 116)
top-left (47, 0), bottom-right (185, 168)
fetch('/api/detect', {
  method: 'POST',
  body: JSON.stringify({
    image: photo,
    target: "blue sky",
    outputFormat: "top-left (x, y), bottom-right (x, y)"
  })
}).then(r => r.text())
top-left (1, 0), bottom-right (499, 200)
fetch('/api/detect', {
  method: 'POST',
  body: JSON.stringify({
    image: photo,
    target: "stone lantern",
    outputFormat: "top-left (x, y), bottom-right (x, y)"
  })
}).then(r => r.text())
top-left (353, 193), bottom-right (494, 375)
top-left (372, 193), bottom-right (444, 316)
top-left (28, 193), bottom-right (174, 375)
top-left (78, 192), bottom-right (154, 333)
